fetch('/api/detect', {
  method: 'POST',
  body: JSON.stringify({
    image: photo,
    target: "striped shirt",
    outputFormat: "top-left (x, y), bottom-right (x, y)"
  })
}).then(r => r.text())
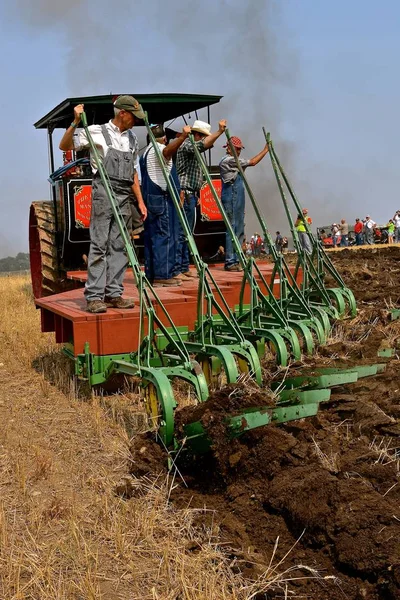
top-left (143, 142), bottom-right (172, 191)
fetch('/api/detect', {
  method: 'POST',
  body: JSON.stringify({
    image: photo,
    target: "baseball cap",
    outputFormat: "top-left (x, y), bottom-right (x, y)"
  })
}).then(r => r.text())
top-left (223, 136), bottom-right (245, 149)
top-left (113, 95), bottom-right (145, 119)
top-left (150, 124), bottom-right (165, 138)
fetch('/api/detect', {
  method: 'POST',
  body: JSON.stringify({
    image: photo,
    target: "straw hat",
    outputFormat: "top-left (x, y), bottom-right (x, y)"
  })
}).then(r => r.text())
top-left (191, 120), bottom-right (211, 136)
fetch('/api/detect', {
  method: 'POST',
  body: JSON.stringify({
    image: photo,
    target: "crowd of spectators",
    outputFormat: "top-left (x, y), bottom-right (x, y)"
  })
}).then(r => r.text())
top-left (320, 211), bottom-right (400, 247)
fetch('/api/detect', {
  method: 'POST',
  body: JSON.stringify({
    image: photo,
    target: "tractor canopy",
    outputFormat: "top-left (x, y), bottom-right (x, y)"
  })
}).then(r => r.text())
top-left (34, 93), bottom-right (223, 130)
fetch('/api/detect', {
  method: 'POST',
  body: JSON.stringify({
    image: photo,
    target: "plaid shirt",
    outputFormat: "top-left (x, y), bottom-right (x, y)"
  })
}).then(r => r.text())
top-left (176, 138), bottom-right (206, 192)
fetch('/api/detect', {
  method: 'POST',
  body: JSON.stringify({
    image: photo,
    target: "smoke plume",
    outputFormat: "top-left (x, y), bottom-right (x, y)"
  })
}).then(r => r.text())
top-left (5, 0), bottom-right (301, 242)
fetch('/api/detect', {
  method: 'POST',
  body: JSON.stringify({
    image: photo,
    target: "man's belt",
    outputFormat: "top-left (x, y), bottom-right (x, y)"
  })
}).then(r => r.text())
top-left (182, 188), bottom-right (200, 196)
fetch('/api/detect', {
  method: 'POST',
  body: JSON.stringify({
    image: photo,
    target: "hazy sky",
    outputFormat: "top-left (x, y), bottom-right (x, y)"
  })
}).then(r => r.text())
top-left (0, 0), bottom-right (399, 257)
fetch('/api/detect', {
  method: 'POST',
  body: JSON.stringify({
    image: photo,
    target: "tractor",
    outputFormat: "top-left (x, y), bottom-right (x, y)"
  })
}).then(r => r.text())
top-left (28, 93), bottom-right (370, 455)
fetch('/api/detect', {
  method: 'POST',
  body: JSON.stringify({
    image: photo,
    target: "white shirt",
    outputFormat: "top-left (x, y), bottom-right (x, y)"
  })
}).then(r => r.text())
top-left (73, 120), bottom-right (139, 174)
top-left (144, 142), bottom-right (173, 192)
top-left (393, 214), bottom-right (400, 227)
top-left (365, 219), bottom-right (376, 229)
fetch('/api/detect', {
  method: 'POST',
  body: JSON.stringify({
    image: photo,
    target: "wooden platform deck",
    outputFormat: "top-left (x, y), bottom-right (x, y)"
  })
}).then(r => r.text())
top-left (36, 263), bottom-right (299, 356)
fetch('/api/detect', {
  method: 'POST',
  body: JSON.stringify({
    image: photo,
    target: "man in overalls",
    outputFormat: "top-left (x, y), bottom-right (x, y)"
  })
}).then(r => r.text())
top-left (175, 119), bottom-right (227, 278)
top-left (140, 124), bottom-right (191, 286)
top-left (59, 96), bottom-right (147, 313)
top-left (219, 136), bottom-right (269, 271)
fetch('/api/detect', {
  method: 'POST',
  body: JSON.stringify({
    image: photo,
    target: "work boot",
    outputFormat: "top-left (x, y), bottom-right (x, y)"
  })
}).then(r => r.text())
top-left (131, 225), bottom-right (144, 236)
top-left (104, 296), bottom-right (135, 309)
top-left (224, 264), bottom-right (241, 272)
top-left (182, 270), bottom-right (198, 278)
top-left (86, 300), bottom-right (107, 314)
top-left (153, 278), bottom-right (182, 287)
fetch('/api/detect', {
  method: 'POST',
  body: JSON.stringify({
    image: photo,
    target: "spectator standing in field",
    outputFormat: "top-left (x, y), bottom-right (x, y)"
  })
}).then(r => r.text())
top-left (331, 223), bottom-right (340, 247)
top-left (393, 210), bottom-right (400, 243)
top-left (354, 218), bottom-right (363, 245)
top-left (251, 233), bottom-right (263, 258)
top-left (387, 219), bottom-right (395, 244)
top-left (339, 219), bottom-right (349, 246)
top-left (219, 136), bottom-right (269, 271)
top-left (364, 215), bottom-right (376, 245)
top-left (275, 231), bottom-right (284, 254)
top-left (295, 208), bottom-right (312, 254)
top-left (176, 119), bottom-right (227, 278)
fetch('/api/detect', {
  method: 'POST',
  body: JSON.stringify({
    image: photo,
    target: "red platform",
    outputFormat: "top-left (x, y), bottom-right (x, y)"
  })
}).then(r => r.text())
top-left (36, 263), bottom-right (300, 356)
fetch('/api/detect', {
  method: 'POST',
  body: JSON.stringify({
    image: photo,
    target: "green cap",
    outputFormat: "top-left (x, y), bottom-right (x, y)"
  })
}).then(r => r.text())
top-left (113, 95), bottom-right (145, 119)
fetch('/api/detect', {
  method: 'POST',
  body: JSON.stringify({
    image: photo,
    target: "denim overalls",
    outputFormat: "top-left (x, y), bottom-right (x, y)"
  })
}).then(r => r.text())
top-left (140, 148), bottom-right (181, 281)
top-left (220, 157), bottom-right (245, 268)
top-left (84, 125), bottom-right (138, 301)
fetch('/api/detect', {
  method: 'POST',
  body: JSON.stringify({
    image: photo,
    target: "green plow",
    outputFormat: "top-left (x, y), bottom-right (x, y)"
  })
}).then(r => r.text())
top-left (224, 128), bottom-right (330, 353)
top-left (179, 363), bottom-right (385, 455)
top-left (264, 129), bottom-right (357, 320)
top-left (189, 135), bottom-right (322, 366)
top-left (144, 119), bottom-right (262, 389)
top-left (67, 113), bottom-right (361, 454)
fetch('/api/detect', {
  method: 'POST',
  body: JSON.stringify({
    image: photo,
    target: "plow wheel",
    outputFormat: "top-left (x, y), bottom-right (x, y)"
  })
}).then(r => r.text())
top-left (291, 322), bottom-right (315, 356)
top-left (280, 327), bottom-right (302, 361)
top-left (326, 288), bottom-right (346, 317)
top-left (29, 201), bottom-right (64, 298)
top-left (341, 288), bottom-right (357, 317)
top-left (263, 331), bottom-right (289, 366)
top-left (198, 355), bottom-right (223, 390)
top-left (233, 344), bottom-right (262, 385)
top-left (311, 306), bottom-right (332, 337)
top-left (143, 376), bottom-right (176, 447)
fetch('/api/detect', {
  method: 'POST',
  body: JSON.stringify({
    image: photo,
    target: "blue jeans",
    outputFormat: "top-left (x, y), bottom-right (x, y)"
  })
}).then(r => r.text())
top-left (144, 193), bottom-right (176, 281)
top-left (355, 233), bottom-right (363, 245)
top-left (395, 227), bottom-right (400, 243)
top-left (340, 235), bottom-right (349, 247)
top-left (221, 175), bottom-right (245, 267)
top-left (175, 193), bottom-right (197, 273)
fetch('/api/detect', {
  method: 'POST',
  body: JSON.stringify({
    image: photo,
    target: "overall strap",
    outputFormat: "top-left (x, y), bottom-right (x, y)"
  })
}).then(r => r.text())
top-left (127, 130), bottom-right (135, 152)
top-left (101, 124), bottom-right (113, 148)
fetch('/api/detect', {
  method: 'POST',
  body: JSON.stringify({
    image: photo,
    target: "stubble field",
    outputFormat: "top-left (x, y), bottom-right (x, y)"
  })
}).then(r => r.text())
top-left (0, 246), bottom-right (399, 599)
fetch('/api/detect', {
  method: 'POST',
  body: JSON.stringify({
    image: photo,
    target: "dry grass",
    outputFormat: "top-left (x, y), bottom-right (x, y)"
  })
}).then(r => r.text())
top-left (311, 437), bottom-right (340, 474)
top-left (0, 274), bottom-right (322, 599)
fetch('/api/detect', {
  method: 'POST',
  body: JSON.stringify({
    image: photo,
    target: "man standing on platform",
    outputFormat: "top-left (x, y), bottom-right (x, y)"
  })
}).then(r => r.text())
top-left (175, 119), bottom-right (227, 278)
top-left (219, 136), bottom-right (269, 271)
top-left (59, 96), bottom-right (147, 314)
top-left (140, 124), bottom-right (191, 286)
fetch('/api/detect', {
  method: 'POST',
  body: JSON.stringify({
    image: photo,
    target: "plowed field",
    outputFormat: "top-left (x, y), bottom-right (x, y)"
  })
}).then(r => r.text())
top-left (130, 247), bottom-right (400, 599)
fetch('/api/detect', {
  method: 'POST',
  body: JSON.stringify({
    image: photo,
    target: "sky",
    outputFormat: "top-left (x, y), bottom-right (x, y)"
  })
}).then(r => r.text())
top-left (0, 0), bottom-right (399, 257)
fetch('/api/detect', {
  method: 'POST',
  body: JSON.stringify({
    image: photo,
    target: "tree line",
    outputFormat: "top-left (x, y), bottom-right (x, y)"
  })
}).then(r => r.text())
top-left (0, 252), bottom-right (30, 272)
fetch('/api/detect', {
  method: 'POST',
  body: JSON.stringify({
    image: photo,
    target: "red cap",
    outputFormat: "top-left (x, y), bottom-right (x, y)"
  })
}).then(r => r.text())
top-left (224, 136), bottom-right (245, 149)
